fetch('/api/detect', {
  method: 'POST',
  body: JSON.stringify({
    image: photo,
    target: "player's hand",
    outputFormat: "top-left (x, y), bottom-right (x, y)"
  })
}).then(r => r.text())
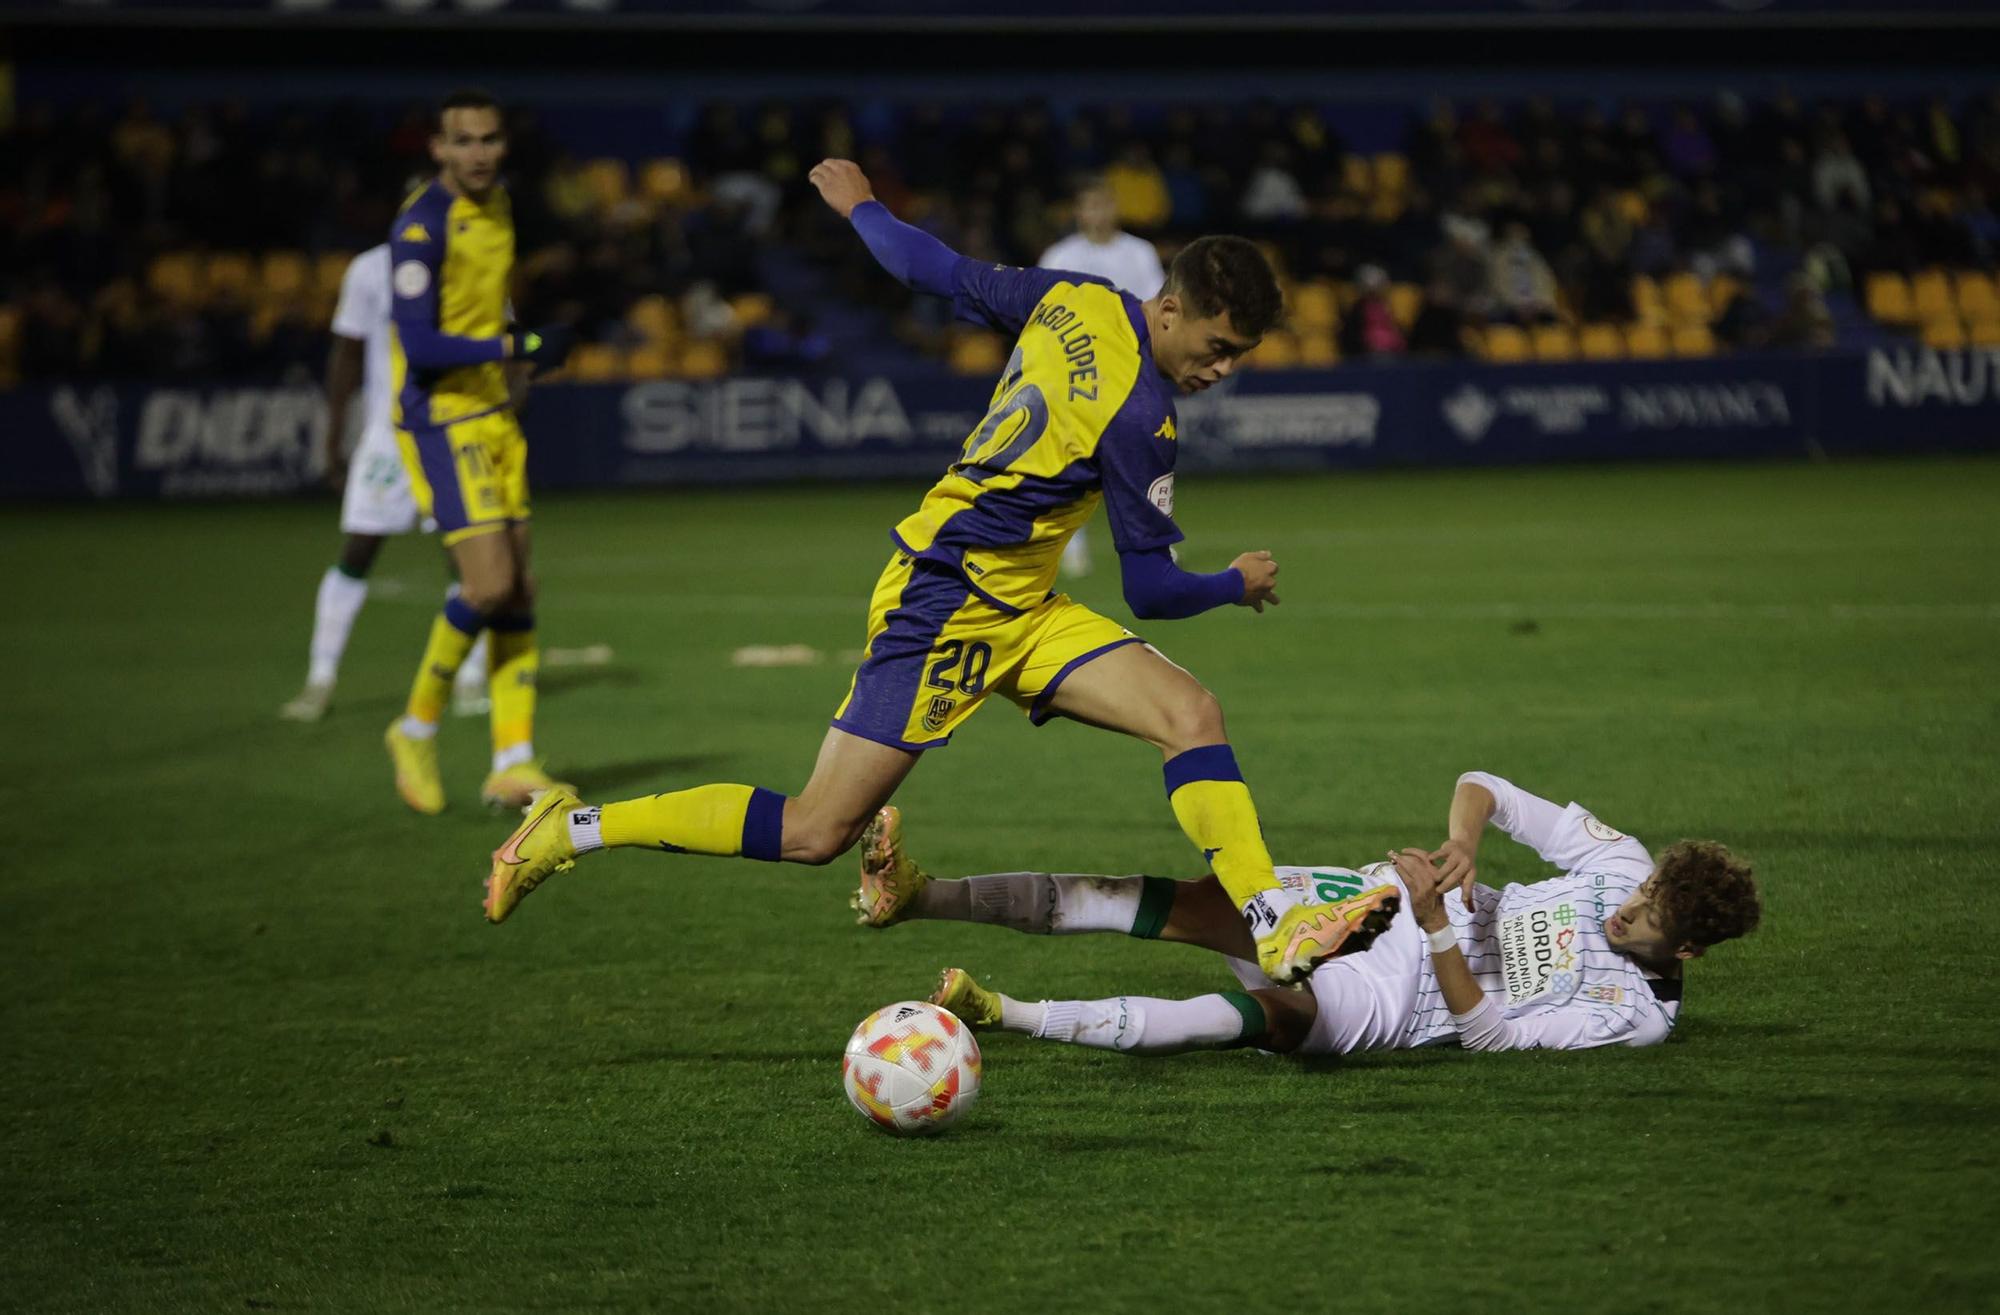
top-left (1387, 847), bottom-right (1449, 932)
top-left (1430, 837), bottom-right (1478, 911)
top-left (511, 324), bottom-right (575, 376)
top-left (1232, 550), bottom-right (1280, 613)
top-left (809, 159), bottom-right (876, 219)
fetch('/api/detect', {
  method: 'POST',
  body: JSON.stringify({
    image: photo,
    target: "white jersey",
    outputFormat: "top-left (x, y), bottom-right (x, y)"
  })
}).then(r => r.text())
top-left (1232, 774), bottom-right (1681, 1055)
top-left (1037, 231), bottom-right (1166, 299)
top-left (331, 245), bottom-right (395, 455)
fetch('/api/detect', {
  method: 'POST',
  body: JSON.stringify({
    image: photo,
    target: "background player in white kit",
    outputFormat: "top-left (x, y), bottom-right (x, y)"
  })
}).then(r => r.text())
top-left (280, 245), bottom-right (488, 722)
top-left (1036, 177), bottom-right (1167, 580)
top-left (858, 771), bottom-right (1761, 1057)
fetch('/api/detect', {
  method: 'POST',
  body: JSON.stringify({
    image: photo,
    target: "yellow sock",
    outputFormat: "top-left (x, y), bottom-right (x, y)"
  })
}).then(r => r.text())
top-left (598, 784), bottom-right (788, 860)
top-left (488, 621), bottom-right (538, 761)
top-left (1164, 745), bottom-right (1278, 908)
top-left (404, 606), bottom-right (480, 726)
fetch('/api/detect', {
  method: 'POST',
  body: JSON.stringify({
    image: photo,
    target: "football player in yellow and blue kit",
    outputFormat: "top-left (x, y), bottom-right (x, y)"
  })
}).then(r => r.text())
top-left (485, 158), bottom-right (1393, 984)
top-left (380, 90), bottom-right (574, 815)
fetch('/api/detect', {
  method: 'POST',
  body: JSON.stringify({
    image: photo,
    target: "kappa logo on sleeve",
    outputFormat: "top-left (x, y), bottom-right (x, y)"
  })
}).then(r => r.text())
top-left (1154, 417), bottom-right (1177, 441)
top-left (399, 222), bottom-right (433, 244)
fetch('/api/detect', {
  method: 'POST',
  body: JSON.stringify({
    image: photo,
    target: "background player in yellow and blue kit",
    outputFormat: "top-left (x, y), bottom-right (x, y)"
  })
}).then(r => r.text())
top-left (486, 158), bottom-right (1387, 985)
top-left (381, 90), bottom-right (574, 815)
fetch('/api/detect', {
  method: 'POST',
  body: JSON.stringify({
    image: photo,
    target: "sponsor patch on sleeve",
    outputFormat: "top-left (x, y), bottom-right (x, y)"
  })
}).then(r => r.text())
top-left (1146, 473), bottom-right (1176, 517)
top-left (1582, 817), bottom-right (1626, 842)
top-left (393, 260), bottom-right (431, 300)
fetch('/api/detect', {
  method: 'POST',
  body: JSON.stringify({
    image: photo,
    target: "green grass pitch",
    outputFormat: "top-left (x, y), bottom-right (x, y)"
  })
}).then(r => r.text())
top-left (5, 456), bottom-right (1998, 1313)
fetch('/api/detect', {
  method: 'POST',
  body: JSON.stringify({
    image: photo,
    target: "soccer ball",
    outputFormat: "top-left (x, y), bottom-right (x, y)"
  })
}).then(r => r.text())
top-left (841, 1000), bottom-right (982, 1136)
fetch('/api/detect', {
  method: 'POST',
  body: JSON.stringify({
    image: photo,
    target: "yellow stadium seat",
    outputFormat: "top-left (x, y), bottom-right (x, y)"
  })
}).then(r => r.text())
top-left (1671, 324), bottom-right (1717, 357)
top-left (1367, 193), bottom-right (1406, 223)
top-left (627, 344), bottom-right (676, 379)
top-left (568, 343), bottom-right (626, 381)
top-left (948, 331), bottom-right (1005, 377)
top-left (729, 293), bottom-right (775, 329)
top-left (1921, 318), bottom-right (1967, 350)
top-left (639, 157), bottom-right (691, 207)
top-left (1482, 324), bottom-right (1531, 362)
top-left (1388, 283), bottom-right (1422, 332)
top-left (679, 339), bottom-right (730, 379)
top-left (1371, 152), bottom-right (1410, 195)
top-left (261, 251), bottom-right (309, 301)
top-left (1911, 269), bottom-right (1954, 324)
top-left (1663, 272), bottom-right (1709, 326)
top-left (206, 252), bottom-right (255, 302)
top-left (1865, 272), bottom-right (1915, 324)
top-left (581, 158), bottom-right (631, 211)
top-left (1967, 317), bottom-right (2000, 347)
top-left (315, 251), bottom-right (351, 300)
top-left (1953, 271), bottom-right (1999, 320)
top-left (626, 294), bottom-right (678, 345)
top-left (1246, 330), bottom-right (1299, 369)
top-left (1340, 155), bottom-right (1371, 196)
top-left (1614, 190), bottom-right (1649, 225)
top-left (1708, 275), bottom-right (1743, 318)
top-left (1629, 276), bottom-right (1666, 326)
top-left (1297, 332), bottom-right (1339, 367)
top-left (1291, 281), bottom-right (1338, 333)
top-left (1624, 323), bottom-right (1670, 359)
top-left (1578, 322), bottom-right (1624, 360)
top-left (0, 304), bottom-right (19, 388)
top-left (1531, 324), bottom-right (1577, 361)
top-left (148, 252), bottom-right (202, 307)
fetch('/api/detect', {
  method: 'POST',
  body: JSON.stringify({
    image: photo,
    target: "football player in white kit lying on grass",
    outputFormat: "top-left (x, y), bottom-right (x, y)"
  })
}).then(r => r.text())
top-left (852, 771), bottom-right (1761, 1056)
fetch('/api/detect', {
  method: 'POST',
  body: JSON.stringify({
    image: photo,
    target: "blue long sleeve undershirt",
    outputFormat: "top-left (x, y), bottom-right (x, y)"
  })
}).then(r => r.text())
top-left (849, 200), bottom-right (963, 297)
top-left (395, 323), bottom-right (508, 370)
top-left (1119, 546), bottom-right (1243, 621)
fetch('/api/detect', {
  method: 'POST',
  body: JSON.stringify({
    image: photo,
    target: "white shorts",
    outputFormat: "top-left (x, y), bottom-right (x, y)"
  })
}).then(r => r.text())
top-left (340, 427), bottom-right (424, 536)
top-left (1226, 866), bottom-right (1426, 1056)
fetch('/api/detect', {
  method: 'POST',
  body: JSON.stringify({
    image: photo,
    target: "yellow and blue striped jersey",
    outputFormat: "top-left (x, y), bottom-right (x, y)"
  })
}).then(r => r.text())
top-left (387, 178), bottom-right (514, 430)
top-left (893, 264), bottom-right (1183, 612)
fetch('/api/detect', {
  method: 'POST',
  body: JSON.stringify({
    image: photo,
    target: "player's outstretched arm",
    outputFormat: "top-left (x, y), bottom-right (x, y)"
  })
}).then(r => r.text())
top-left (811, 158), bottom-right (962, 297)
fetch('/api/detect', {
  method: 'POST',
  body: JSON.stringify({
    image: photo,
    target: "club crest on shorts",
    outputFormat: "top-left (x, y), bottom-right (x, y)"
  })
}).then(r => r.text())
top-left (922, 694), bottom-right (956, 733)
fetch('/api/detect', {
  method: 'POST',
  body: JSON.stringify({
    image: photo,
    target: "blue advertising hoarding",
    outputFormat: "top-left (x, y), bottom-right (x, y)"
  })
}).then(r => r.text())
top-left (4, 348), bottom-right (1995, 502)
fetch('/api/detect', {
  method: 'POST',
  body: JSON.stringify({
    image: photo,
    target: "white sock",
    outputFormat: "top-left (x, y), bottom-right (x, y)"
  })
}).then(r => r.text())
top-left (568, 805), bottom-right (604, 854)
top-left (1002, 993), bottom-right (1252, 1055)
top-left (398, 715), bottom-right (438, 739)
top-left (492, 742), bottom-right (534, 773)
top-left (307, 567), bottom-right (369, 686)
top-left (456, 632), bottom-right (490, 690)
top-left (910, 872), bottom-right (1146, 934)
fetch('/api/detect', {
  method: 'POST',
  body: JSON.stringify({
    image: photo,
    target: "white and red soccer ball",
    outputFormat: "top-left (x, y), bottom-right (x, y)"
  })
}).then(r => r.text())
top-left (842, 1001), bottom-right (982, 1135)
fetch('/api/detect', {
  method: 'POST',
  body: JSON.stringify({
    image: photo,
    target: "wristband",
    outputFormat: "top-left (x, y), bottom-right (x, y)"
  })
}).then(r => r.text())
top-left (1426, 925), bottom-right (1458, 955)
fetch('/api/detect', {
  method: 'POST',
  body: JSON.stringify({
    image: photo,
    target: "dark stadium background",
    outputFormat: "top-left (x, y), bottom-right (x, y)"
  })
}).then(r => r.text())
top-left (4, 4), bottom-right (1997, 1314)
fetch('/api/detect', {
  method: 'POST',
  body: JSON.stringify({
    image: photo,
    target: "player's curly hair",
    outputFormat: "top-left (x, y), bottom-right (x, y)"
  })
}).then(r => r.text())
top-left (1654, 840), bottom-right (1762, 950)
top-left (1164, 236), bottom-right (1284, 338)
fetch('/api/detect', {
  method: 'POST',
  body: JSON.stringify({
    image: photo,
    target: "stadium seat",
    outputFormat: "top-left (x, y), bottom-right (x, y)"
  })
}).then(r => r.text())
top-left (1246, 329), bottom-right (1299, 369)
top-left (1629, 276), bottom-right (1666, 325)
top-left (1368, 193), bottom-right (1406, 224)
top-left (1953, 271), bottom-right (1999, 320)
top-left (1388, 283), bottom-right (1422, 331)
top-left (1911, 269), bottom-right (1954, 324)
top-left (1864, 272), bottom-right (1915, 324)
top-left (679, 339), bottom-right (730, 378)
top-left (1531, 323), bottom-right (1577, 361)
top-left (1708, 274), bottom-right (1743, 318)
top-left (1371, 152), bottom-right (1410, 195)
top-left (1670, 324), bottom-right (1717, 357)
top-left (206, 252), bottom-right (255, 302)
top-left (314, 252), bottom-right (351, 301)
top-left (1663, 272), bottom-right (1709, 325)
top-left (0, 304), bottom-right (19, 388)
top-left (581, 158), bottom-right (631, 211)
top-left (729, 293), bottom-right (775, 329)
top-left (1968, 317), bottom-right (2000, 347)
top-left (1614, 189), bottom-right (1649, 225)
top-left (567, 343), bottom-right (626, 381)
top-left (639, 158), bottom-right (691, 207)
top-left (626, 294), bottom-right (678, 345)
top-left (1624, 323), bottom-right (1670, 359)
top-left (1340, 154), bottom-right (1371, 196)
top-left (1482, 323), bottom-right (1531, 362)
top-left (1291, 281), bottom-right (1338, 333)
top-left (1578, 322), bottom-right (1624, 360)
top-left (947, 331), bottom-right (1006, 376)
top-left (1921, 318), bottom-right (1967, 350)
top-left (147, 252), bottom-right (202, 307)
top-left (627, 344), bottom-right (675, 379)
top-left (261, 251), bottom-right (309, 301)
top-left (1297, 332), bottom-right (1339, 367)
